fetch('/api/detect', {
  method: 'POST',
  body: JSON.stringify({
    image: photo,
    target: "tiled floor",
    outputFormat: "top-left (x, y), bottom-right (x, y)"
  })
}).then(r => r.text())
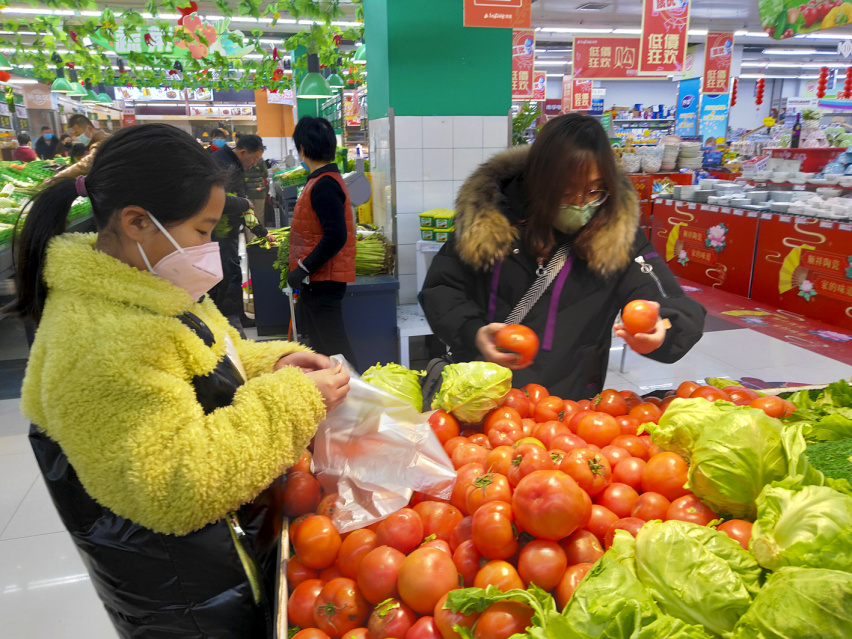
top-left (0, 301), bottom-right (850, 637)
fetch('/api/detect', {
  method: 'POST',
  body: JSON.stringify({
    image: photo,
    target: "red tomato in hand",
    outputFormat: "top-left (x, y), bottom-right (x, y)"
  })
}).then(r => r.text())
top-left (630, 492), bottom-right (671, 521)
top-left (559, 529), bottom-right (604, 565)
top-left (313, 578), bottom-right (369, 638)
top-left (604, 517), bottom-right (646, 548)
top-left (559, 447), bottom-right (612, 496)
top-left (376, 508), bottom-right (424, 555)
top-left (595, 483), bottom-right (639, 519)
top-left (517, 539), bottom-right (568, 591)
top-left (717, 519), bottom-right (753, 550)
top-left (554, 564), bottom-right (594, 610)
top-left (495, 324), bottom-right (540, 367)
top-left (474, 601), bottom-right (534, 639)
top-left (293, 515), bottom-right (342, 570)
top-left (368, 598), bottom-right (417, 639)
top-left (576, 411), bottom-right (621, 448)
top-left (666, 494), bottom-right (717, 526)
top-left (512, 470), bottom-right (592, 541)
top-left (288, 578), bottom-right (326, 629)
top-left (397, 547), bottom-right (459, 615)
top-left (611, 456), bottom-right (646, 492)
top-left (594, 389), bottom-right (628, 417)
top-left (622, 300), bottom-right (659, 335)
top-left (642, 452), bottom-right (690, 501)
top-left (357, 545), bottom-right (405, 604)
top-left (428, 409), bottom-right (460, 445)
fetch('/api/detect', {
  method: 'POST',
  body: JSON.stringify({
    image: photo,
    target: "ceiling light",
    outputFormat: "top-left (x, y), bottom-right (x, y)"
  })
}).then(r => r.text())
top-left (745, 31), bottom-right (770, 37)
top-left (327, 73), bottom-right (345, 89)
top-left (761, 48), bottom-right (818, 54)
top-left (688, 29), bottom-right (708, 36)
top-left (796, 31), bottom-right (852, 39)
top-left (539, 27), bottom-right (614, 33)
top-left (576, 2), bottom-right (610, 10)
top-left (546, 73), bottom-right (564, 77)
top-left (544, 48), bottom-right (572, 53)
top-left (10, 78), bottom-right (37, 84)
top-left (536, 60), bottom-right (570, 66)
top-left (612, 28), bottom-right (642, 34)
top-left (353, 43), bottom-right (367, 65)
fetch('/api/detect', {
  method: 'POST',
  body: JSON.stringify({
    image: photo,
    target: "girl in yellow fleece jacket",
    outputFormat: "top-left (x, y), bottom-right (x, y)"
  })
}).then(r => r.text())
top-left (14, 123), bottom-right (350, 638)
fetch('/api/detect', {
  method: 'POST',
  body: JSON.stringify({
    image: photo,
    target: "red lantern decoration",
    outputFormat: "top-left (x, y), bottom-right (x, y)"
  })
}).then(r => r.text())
top-left (730, 77), bottom-right (738, 107)
top-left (755, 78), bottom-right (765, 106)
top-left (817, 66), bottom-right (829, 99)
top-left (843, 67), bottom-right (852, 100)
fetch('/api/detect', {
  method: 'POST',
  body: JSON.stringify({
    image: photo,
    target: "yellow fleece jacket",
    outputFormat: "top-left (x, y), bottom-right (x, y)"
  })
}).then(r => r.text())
top-left (21, 233), bottom-right (325, 536)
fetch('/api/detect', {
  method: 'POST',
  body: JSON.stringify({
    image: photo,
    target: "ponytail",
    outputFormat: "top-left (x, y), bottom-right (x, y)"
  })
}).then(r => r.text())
top-left (13, 179), bottom-right (82, 321)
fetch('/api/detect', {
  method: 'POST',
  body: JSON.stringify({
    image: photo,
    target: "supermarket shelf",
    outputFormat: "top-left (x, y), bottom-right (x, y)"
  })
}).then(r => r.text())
top-left (0, 214), bottom-right (95, 283)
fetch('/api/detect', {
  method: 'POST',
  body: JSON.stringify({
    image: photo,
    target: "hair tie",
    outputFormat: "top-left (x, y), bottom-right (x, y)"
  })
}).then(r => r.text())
top-left (75, 176), bottom-right (88, 198)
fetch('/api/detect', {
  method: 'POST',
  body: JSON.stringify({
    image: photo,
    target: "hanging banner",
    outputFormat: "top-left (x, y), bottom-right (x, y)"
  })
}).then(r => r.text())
top-left (561, 75), bottom-right (572, 113)
top-left (675, 77), bottom-right (700, 136)
top-left (571, 79), bottom-right (593, 111)
top-left (759, 0), bottom-right (852, 39)
top-left (573, 37), bottom-right (667, 80)
top-left (512, 29), bottom-right (535, 99)
top-left (343, 90), bottom-right (361, 126)
top-left (532, 71), bottom-right (547, 101)
top-left (699, 92), bottom-right (730, 142)
top-left (702, 33), bottom-right (734, 94)
top-left (266, 89), bottom-right (295, 106)
top-left (638, 0), bottom-right (690, 75)
top-left (464, 0), bottom-right (531, 28)
top-left (122, 106), bottom-right (136, 127)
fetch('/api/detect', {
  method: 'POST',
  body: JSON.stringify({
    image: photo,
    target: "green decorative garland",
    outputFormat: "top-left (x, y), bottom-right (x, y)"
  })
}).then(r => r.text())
top-left (0, 0), bottom-right (364, 91)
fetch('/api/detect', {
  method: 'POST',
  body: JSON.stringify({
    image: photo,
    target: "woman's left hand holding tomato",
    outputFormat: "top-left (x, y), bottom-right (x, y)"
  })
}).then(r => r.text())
top-left (614, 316), bottom-right (668, 355)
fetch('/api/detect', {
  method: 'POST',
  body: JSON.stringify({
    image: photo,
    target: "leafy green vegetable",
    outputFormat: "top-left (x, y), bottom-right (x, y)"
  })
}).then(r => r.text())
top-left (634, 617), bottom-right (714, 639)
top-left (785, 379), bottom-right (852, 441)
top-left (361, 363), bottom-right (426, 412)
top-left (431, 362), bottom-right (512, 424)
top-left (643, 398), bottom-right (741, 461)
top-left (686, 410), bottom-right (816, 519)
top-left (750, 483), bottom-right (852, 572)
top-left (634, 520), bottom-right (763, 636)
top-left (731, 567), bottom-right (852, 639)
top-left (446, 583), bottom-right (556, 638)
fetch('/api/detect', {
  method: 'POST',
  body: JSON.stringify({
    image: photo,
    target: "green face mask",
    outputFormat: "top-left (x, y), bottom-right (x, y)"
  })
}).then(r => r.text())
top-left (554, 203), bottom-right (596, 234)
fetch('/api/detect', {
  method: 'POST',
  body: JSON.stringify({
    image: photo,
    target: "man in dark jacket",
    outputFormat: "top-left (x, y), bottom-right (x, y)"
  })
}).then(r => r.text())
top-left (212, 134), bottom-right (274, 330)
top-left (35, 125), bottom-right (59, 159)
top-left (420, 119), bottom-right (705, 400)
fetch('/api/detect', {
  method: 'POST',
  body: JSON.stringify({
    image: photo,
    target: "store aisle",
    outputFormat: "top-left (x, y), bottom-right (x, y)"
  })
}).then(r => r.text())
top-left (0, 302), bottom-right (850, 636)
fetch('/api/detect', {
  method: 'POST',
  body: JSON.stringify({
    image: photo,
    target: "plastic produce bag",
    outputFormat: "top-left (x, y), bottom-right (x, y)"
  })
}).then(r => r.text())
top-left (311, 358), bottom-right (456, 533)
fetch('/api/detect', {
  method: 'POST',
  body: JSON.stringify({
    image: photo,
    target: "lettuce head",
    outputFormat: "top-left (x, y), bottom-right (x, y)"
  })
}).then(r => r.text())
top-left (431, 362), bottom-right (512, 424)
top-left (643, 398), bottom-right (742, 461)
top-left (361, 362), bottom-right (425, 412)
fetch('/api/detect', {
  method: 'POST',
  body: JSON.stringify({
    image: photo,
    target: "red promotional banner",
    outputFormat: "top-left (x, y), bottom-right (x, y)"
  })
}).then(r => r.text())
top-left (532, 70), bottom-right (547, 101)
top-left (650, 199), bottom-right (760, 297)
top-left (561, 76), bottom-right (572, 113)
top-left (751, 214), bottom-right (852, 330)
top-left (702, 32), bottom-right (734, 94)
top-left (573, 37), bottom-right (667, 80)
top-left (511, 29), bottom-right (535, 100)
top-left (638, 0), bottom-right (690, 75)
top-left (571, 79), bottom-right (593, 111)
top-left (464, 0), bottom-right (530, 28)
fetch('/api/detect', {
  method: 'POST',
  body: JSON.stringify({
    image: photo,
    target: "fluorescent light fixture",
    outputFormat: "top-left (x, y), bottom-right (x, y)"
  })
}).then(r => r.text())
top-left (613, 28), bottom-right (642, 34)
top-left (546, 73), bottom-right (564, 77)
top-left (544, 48), bottom-right (572, 52)
top-left (687, 29), bottom-right (708, 36)
top-left (0, 30), bottom-right (36, 35)
top-left (796, 31), bottom-right (852, 39)
top-left (9, 78), bottom-right (37, 84)
top-left (536, 60), bottom-right (571, 66)
top-left (761, 48), bottom-right (818, 54)
top-left (539, 27), bottom-right (614, 33)
top-left (739, 73), bottom-right (820, 79)
top-left (745, 31), bottom-right (770, 37)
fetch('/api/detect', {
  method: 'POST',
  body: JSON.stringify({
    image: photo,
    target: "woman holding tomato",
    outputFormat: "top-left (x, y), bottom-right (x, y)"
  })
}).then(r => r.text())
top-left (420, 114), bottom-right (705, 399)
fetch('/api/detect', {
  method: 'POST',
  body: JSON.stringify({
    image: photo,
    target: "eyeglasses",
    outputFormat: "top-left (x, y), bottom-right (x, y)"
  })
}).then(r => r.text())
top-left (562, 190), bottom-right (609, 207)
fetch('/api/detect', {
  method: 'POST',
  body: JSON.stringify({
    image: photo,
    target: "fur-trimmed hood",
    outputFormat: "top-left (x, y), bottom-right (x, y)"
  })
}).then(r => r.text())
top-left (453, 146), bottom-right (640, 278)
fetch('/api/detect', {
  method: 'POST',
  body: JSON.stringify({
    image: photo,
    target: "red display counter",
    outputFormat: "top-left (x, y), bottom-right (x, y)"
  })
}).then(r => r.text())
top-left (751, 213), bottom-right (852, 331)
top-left (627, 173), bottom-right (693, 236)
top-left (651, 199), bottom-right (761, 297)
top-left (764, 147), bottom-right (846, 173)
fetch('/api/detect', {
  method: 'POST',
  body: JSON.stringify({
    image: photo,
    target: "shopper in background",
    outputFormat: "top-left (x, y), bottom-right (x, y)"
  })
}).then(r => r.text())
top-left (49, 113), bottom-right (109, 181)
top-left (68, 143), bottom-right (87, 163)
top-left (207, 127), bottom-right (229, 153)
top-left (12, 132), bottom-right (38, 162)
top-left (212, 133), bottom-right (275, 331)
top-left (420, 113), bottom-right (706, 399)
top-left (14, 123), bottom-right (349, 638)
top-left (35, 126), bottom-right (59, 160)
top-left (58, 133), bottom-right (72, 156)
top-left (289, 116), bottom-right (359, 369)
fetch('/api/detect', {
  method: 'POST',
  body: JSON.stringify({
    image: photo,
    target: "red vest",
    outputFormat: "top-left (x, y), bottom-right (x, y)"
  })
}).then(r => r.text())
top-left (289, 171), bottom-right (356, 283)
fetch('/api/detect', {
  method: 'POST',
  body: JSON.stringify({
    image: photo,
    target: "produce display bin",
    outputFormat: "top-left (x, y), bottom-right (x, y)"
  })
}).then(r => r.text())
top-left (246, 244), bottom-right (290, 337)
top-left (343, 275), bottom-right (400, 370)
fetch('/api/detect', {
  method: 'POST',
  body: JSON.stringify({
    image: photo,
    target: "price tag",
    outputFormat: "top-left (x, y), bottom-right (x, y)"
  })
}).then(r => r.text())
top-left (780, 216), bottom-right (792, 223)
top-left (819, 221), bottom-right (835, 228)
top-left (839, 223), bottom-right (851, 231)
top-left (761, 213), bottom-right (773, 219)
top-left (792, 184), bottom-right (807, 191)
top-left (688, 203), bottom-right (697, 210)
top-left (721, 207), bottom-right (732, 214)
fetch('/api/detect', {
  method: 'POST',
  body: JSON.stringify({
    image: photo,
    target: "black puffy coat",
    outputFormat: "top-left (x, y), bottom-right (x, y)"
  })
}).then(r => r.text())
top-left (420, 147), bottom-right (706, 400)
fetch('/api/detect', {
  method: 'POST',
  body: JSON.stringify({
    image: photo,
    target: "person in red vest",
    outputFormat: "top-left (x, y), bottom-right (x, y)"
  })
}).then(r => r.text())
top-left (288, 116), bottom-right (358, 369)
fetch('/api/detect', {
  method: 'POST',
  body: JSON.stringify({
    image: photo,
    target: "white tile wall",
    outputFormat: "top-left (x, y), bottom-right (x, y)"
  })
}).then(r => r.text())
top-left (483, 147), bottom-right (508, 161)
top-left (398, 273), bottom-right (418, 305)
top-left (423, 180), bottom-right (454, 210)
top-left (397, 243), bottom-right (416, 275)
top-left (396, 212), bottom-right (422, 244)
top-left (453, 147), bottom-right (483, 181)
top-left (483, 116), bottom-right (510, 147)
top-left (422, 116), bottom-right (454, 149)
top-left (453, 116), bottom-right (483, 148)
top-left (396, 181), bottom-right (424, 214)
top-left (395, 116), bottom-right (423, 149)
top-left (423, 148), bottom-right (453, 181)
top-left (395, 148), bottom-right (424, 182)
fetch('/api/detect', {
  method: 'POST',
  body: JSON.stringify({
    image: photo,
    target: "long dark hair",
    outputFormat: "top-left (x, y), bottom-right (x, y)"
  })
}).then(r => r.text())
top-left (522, 113), bottom-right (622, 259)
top-left (14, 123), bottom-right (224, 321)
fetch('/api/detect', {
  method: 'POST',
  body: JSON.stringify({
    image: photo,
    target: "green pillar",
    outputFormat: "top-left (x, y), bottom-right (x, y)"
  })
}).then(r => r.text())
top-left (364, 0), bottom-right (513, 304)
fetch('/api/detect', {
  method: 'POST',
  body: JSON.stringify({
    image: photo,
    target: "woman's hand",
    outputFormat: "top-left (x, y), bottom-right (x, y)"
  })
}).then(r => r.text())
top-left (475, 323), bottom-right (534, 370)
top-left (275, 351), bottom-right (331, 373)
top-left (615, 304), bottom-right (668, 355)
top-left (305, 363), bottom-right (350, 412)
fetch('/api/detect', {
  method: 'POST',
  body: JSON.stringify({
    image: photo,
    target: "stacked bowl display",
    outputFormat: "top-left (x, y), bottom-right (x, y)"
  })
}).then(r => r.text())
top-left (678, 142), bottom-right (703, 171)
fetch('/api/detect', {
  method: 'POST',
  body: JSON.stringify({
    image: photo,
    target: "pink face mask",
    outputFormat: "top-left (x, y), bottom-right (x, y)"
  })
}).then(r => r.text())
top-left (137, 212), bottom-right (223, 301)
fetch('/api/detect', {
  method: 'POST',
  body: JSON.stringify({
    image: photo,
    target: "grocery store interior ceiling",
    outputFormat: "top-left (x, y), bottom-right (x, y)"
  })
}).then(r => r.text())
top-left (1, 1), bottom-right (852, 82)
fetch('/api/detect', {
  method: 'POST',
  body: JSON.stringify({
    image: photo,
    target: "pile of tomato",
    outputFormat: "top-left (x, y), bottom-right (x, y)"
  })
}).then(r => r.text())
top-left (281, 380), bottom-right (795, 639)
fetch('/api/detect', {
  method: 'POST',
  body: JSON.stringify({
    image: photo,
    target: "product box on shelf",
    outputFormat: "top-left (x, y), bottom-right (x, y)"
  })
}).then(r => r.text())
top-left (420, 227), bottom-right (454, 242)
top-left (418, 208), bottom-right (454, 230)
